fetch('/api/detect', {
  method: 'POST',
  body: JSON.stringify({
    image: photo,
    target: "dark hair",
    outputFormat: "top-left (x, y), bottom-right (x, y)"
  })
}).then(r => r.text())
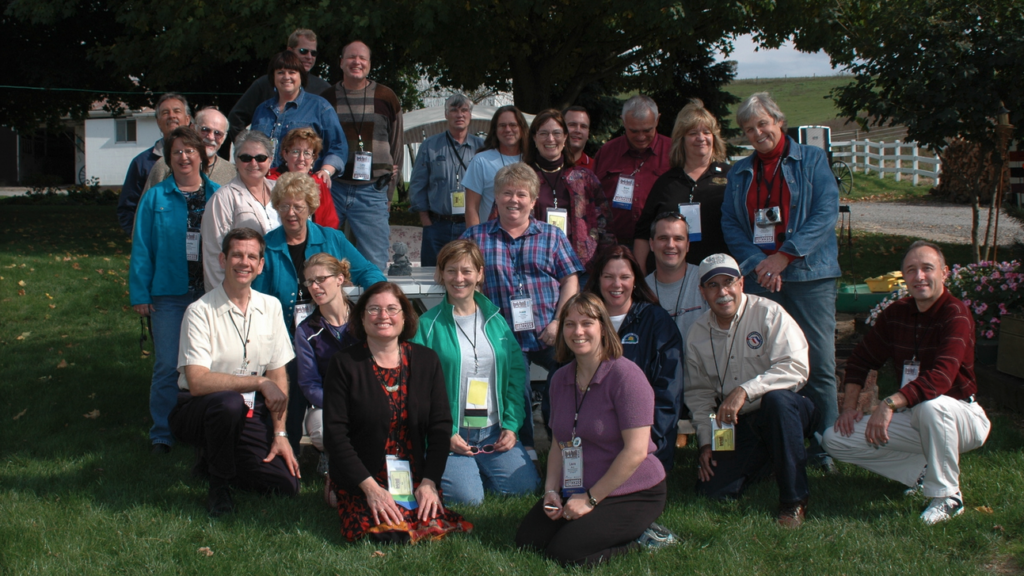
top-left (349, 282), bottom-right (418, 342)
top-left (480, 105), bottom-right (528, 153)
top-left (554, 293), bottom-right (623, 363)
top-left (267, 50), bottom-right (308, 89)
top-left (523, 108), bottom-right (574, 168)
top-left (221, 227), bottom-right (266, 258)
top-left (584, 245), bottom-right (657, 305)
top-left (904, 240), bottom-right (947, 269)
top-left (650, 211), bottom-right (689, 239)
top-left (163, 126), bottom-right (209, 172)
top-left (563, 105), bottom-right (589, 117)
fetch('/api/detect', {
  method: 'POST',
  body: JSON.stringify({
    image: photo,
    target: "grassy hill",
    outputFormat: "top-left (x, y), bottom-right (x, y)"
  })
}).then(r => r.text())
top-left (725, 76), bottom-right (853, 129)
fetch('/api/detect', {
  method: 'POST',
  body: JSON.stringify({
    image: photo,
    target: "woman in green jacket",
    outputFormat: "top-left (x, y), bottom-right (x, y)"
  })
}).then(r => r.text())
top-left (412, 239), bottom-right (540, 505)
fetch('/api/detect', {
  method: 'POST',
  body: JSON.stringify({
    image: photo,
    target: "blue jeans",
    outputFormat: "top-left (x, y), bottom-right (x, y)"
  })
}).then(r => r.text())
top-left (150, 290), bottom-right (201, 445)
top-left (521, 347), bottom-right (558, 449)
top-left (330, 180), bottom-right (391, 272)
top-left (757, 278), bottom-right (838, 462)
top-left (441, 424), bottom-right (541, 505)
top-left (696, 390), bottom-right (818, 504)
top-left (420, 219), bottom-right (466, 267)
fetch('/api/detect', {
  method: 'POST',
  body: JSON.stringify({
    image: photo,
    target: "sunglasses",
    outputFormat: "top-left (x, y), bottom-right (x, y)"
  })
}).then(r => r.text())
top-left (297, 48), bottom-right (318, 57)
top-left (200, 126), bottom-right (225, 140)
top-left (468, 444), bottom-right (495, 455)
top-left (238, 154), bottom-right (269, 163)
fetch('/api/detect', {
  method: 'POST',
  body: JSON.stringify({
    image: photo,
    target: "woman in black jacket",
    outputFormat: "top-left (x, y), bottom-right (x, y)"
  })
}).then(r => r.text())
top-left (322, 282), bottom-right (472, 543)
top-left (585, 246), bottom-right (685, 471)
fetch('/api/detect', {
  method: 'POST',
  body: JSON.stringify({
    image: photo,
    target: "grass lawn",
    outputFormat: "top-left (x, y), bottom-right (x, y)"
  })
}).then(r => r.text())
top-left (726, 76), bottom-right (851, 130)
top-left (2, 205), bottom-right (1023, 575)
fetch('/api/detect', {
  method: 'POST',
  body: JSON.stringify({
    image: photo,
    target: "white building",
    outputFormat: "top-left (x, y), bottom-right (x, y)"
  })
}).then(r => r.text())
top-left (81, 104), bottom-right (161, 186)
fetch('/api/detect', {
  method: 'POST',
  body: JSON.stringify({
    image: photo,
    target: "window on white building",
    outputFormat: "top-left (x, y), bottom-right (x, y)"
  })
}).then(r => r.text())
top-left (116, 119), bottom-right (137, 143)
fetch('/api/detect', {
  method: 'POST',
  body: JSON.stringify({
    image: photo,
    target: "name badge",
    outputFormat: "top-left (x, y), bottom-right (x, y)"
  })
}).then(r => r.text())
top-left (451, 191), bottom-right (466, 215)
top-left (713, 420), bottom-right (735, 451)
top-left (753, 224), bottom-right (776, 249)
top-left (385, 455), bottom-right (418, 510)
top-left (560, 444), bottom-right (585, 497)
top-left (677, 202), bottom-right (702, 242)
top-left (547, 207), bottom-right (568, 236)
top-left (233, 365), bottom-right (257, 418)
top-left (901, 360), bottom-right (920, 388)
top-left (186, 229), bottom-right (201, 262)
top-left (353, 151), bottom-right (373, 181)
top-left (510, 296), bottom-right (536, 332)
top-left (293, 301), bottom-right (314, 329)
top-left (463, 377), bottom-right (491, 428)
top-left (612, 175), bottom-right (635, 209)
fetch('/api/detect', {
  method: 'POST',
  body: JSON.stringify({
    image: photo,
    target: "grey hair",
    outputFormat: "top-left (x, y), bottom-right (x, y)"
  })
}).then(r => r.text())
top-left (621, 95), bottom-right (658, 121)
top-left (195, 108), bottom-right (229, 131)
top-left (155, 92), bottom-right (193, 122)
top-left (445, 93), bottom-right (473, 112)
top-left (233, 129), bottom-right (274, 159)
top-left (736, 92), bottom-right (786, 128)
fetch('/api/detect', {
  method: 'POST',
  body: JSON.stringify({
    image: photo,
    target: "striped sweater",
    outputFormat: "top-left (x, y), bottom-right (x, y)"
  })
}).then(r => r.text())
top-left (321, 80), bottom-right (403, 194)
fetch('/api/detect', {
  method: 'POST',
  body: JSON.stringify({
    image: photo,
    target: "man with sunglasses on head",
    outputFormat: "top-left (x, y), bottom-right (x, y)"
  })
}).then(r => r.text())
top-left (684, 253), bottom-right (818, 528)
top-left (226, 29), bottom-right (331, 155)
top-left (144, 108), bottom-right (237, 194)
top-left (644, 212), bottom-right (706, 349)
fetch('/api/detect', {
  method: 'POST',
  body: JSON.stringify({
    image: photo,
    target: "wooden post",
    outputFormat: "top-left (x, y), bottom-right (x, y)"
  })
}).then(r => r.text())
top-left (913, 143), bottom-right (920, 186)
top-left (895, 141), bottom-right (902, 182)
top-left (879, 141), bottom-right (885, 179)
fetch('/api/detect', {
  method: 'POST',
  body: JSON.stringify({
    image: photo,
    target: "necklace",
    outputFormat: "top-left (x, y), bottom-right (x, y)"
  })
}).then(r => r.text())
top-left (371, 346), bottom-right (403, 393)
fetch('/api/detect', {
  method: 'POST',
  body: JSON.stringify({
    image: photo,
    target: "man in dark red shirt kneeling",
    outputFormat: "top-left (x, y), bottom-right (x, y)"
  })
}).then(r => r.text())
top-left (823, 241), bottom-right (991, 525)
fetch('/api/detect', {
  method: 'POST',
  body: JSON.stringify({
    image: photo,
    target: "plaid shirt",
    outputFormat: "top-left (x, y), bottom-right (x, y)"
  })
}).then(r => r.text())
top-left (461, 217), bottom-right (583, 351)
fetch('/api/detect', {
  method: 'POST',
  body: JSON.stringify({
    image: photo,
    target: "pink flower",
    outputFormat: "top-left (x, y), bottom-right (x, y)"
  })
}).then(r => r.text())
top-left (985, 330), bottom-right (995, 339)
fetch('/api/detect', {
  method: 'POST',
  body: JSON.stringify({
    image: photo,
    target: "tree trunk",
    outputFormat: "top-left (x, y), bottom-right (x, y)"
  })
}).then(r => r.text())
top-left (981, 184), bottom-right (997, 261)
top-left (971, 191), bottom-right (981, 263)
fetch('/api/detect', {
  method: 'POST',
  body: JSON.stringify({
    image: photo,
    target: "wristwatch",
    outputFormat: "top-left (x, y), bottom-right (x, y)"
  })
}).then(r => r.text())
top-left (275, 431), bottom-right (289, 438)
top-left (586, 489), bottom-right (598, 508)
top-left (883, 397), bottom-right (897, 412)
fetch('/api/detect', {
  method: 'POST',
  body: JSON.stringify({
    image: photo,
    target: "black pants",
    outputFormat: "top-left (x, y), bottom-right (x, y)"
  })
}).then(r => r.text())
top-left (696, 390), bottom-right (817, 505)
top-left (169, 391), bottom-right (300, 495)
top-left (515, 480), bottom-right (667, 566)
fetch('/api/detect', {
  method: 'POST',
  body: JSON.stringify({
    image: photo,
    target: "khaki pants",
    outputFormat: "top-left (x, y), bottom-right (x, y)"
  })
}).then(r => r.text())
top-left (823, 395), bottom-right (990, 498)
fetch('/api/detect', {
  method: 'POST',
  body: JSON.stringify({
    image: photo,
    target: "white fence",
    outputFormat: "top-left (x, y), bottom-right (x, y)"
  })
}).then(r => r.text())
top-left (730, 138), bottom-right (942, 186)
top-left (832, 140), bottom-right (941, 186)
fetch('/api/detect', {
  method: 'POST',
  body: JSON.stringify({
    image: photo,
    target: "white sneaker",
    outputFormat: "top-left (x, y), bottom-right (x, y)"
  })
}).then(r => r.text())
top-left (920, 492), bottom-right (964, 525)
top-left (903, 467), bottom-right (926, 497)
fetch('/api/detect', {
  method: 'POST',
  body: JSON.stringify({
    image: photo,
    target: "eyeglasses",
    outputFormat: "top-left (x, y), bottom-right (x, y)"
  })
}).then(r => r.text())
top-left (536, 130), bottom-right (565, 139)
top-left (468, 444), bottom-right (495, 455)
top-left (172, 148), bottom-right (198, 156)
top-left (703, 277), bottom-right (740, 291)
top-left (238, 154), bottom-right (269, 163)
top-left (297, 48), bottom-right (318, 57)
top-left (366, 305), bottom-right (403, 317)
top-left (277, 203), bottom-right (308, 214)
top-left (287, 149), bottom-right (316, 159)
top-left (302, 275), bottom-right (338, 288)
top-left (199, 126), bottom-right (225, 140)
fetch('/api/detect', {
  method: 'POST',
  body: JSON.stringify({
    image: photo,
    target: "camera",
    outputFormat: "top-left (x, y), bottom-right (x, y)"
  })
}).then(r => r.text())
top-left (765, 206), bottom-right (781, 224)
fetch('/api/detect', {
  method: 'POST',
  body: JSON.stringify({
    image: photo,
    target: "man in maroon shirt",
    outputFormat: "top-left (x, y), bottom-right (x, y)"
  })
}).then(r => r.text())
top-left (592, 95), bottom-right (672, 246)
top-left (823, 241), bottom-right (991, 525)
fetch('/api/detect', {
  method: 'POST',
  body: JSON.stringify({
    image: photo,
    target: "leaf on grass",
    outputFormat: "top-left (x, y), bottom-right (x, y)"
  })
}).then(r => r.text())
top-left (18, 280), bottom-right (26, 286)
top-left (371, 551), bottom-right (385, 558)
top-left (107, 242), bottom-right (117, 248)
top-left (975, 506), bottom-right (994, 514)
top-left (141, 350), bottom-right (151, 356)
top-left (17, 289), bottom-right (25, 296)
top-left (13, 408), bottom-right (27, 421)
top-left (72, 262), bottom-right (81, 270)
top-left (84, 409), bottom-right (100, 419)
top-left (57, 359), bottom-right (68, 369)
top-left (994, 525), bottom-right (1005, 532)
top-left (45, 293), bottom-right (53, 299)
top-left (38, 375), bottom-right (51, 382)
top-left (96, 269), bottom-right (104, 275)
top-left (197, 547), bottom-right (214, 557)
top-left (49, 304), bottom-right (56, 309)
top-left (88, 393), bottom-right (96, 399)
top-left (16, 332), bottom-right (30, 340)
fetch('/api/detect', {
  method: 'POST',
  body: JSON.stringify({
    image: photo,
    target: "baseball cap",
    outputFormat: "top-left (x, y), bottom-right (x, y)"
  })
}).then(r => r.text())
top-left (698, 254), bottom-right (741, 284)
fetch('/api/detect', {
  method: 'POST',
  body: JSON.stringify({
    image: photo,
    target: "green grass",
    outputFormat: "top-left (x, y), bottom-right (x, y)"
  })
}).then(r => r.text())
top-left (726, 76), bottom-right (852, 129)
top-left (3, 205), bottom-right (1024, 575)
top-left (841, 172), bottom-right (936, 202)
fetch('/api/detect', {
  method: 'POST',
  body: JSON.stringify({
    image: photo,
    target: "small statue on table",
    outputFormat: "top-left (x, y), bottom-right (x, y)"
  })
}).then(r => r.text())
top-left (388, 242), bottom-right (412, 276)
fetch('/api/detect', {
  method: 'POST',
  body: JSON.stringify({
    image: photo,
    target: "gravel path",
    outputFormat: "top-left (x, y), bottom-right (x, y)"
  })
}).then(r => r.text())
top-left (842, 201), bottom-right (1024, 246)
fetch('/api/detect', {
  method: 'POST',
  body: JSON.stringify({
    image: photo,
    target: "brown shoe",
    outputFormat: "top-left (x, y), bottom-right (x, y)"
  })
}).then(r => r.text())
top-left (777, 498), bottom-right (808, 528)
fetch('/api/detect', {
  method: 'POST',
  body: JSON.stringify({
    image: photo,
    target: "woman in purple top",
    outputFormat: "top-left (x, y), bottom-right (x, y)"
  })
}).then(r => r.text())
top-left (515, 293), bottom-right (668, 566)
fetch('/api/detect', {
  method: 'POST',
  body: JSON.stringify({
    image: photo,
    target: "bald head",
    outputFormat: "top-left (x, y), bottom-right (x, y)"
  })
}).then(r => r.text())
top-left (195, 109), bottom-right (229, 156)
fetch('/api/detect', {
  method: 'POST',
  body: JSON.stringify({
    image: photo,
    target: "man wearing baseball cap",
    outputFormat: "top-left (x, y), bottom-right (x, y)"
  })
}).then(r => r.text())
top-left (683, 254), bottom-right (819, 527)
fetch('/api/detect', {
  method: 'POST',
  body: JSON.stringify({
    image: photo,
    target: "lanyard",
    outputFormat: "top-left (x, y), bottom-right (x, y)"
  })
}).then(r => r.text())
top-left (571, 363), bottom-right (596, 441)
top-left (229, 304), bottom-right (253, 363)
top-left (505, 233), bottom-right (529, 293)
top-left (754, 139), bottom-right (789, 209)
top-left (453, 307), bottom-right (480, 373)
top-left (708, 298), bottom-right (749, 399)
top-left (629, 158), bottom-right (647, 177)
top-left (654, 275), bottom-right (686, 318)
top-left (341, 83), bottom-right (371, 151)
top-left (444, 131), bottom-right (470, 174)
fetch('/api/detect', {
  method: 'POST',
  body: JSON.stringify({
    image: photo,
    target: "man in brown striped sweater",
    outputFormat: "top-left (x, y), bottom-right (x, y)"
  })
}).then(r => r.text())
top-left (823, 241), bottom-right (991, 525)
top-left (320, 40), bottom-right (403, 272)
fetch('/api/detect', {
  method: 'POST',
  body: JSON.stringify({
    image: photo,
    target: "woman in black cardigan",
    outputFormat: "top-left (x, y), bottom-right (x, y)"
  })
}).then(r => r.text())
top-left (323, 282), bottom-right (472, 543)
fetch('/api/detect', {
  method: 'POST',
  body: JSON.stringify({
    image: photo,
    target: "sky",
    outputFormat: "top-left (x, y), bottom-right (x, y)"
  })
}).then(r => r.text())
top-left (718, 34), bottom-right (842, 79)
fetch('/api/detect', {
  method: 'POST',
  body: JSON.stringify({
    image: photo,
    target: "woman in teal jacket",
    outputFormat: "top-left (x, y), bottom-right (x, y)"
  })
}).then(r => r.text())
top-left (129, 126), bottom-right (220, 454)
top-left (412, 239), bottom-right (540, 505)
top-left (251, 171), bottom-right (385, 452)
